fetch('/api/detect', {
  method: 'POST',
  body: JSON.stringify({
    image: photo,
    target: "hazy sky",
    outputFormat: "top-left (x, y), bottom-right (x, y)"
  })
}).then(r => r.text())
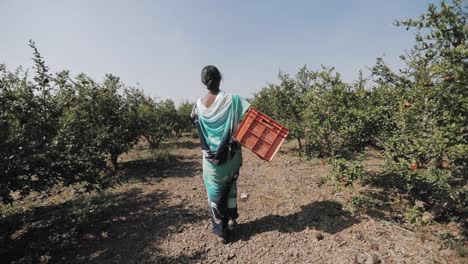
top-left (1, 0), bottom-right (441, 103)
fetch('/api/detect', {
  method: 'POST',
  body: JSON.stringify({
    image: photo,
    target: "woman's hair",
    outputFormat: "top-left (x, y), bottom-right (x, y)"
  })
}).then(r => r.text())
top-left (201, 65), bottom-right (222, 92)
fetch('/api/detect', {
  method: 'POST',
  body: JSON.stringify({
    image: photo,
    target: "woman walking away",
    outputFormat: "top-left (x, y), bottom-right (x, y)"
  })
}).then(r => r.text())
top-left (191, 65), bottom-right (250, 243)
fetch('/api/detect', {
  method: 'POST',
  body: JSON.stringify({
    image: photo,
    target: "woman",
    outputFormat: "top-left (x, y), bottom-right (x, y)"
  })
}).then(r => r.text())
top-left (191, 65), bottom-right (250, 243)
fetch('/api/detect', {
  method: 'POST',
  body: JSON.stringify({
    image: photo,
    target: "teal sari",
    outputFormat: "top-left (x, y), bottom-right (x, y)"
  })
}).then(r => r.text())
top-left (193, 91), bottom-right (250, 236)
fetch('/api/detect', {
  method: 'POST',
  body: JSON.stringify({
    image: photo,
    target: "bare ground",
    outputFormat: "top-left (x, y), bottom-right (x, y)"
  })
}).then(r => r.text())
top-left (0, 138), bottom-right (466, 264)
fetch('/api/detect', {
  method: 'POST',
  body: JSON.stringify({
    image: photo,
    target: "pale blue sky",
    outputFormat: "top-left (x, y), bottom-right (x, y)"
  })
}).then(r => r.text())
top-left (1, 0), bottom-right (441, 103)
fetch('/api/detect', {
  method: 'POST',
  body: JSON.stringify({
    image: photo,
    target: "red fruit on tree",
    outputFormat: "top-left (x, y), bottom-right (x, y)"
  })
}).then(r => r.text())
top-left (441, 160), bottom-right (450, 168)
top-left (443, 75), bottom-right (454, 82)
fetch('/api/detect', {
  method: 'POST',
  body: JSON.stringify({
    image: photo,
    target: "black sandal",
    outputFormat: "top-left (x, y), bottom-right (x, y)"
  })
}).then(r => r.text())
top-left (218, 229), bottom-right (230, 244)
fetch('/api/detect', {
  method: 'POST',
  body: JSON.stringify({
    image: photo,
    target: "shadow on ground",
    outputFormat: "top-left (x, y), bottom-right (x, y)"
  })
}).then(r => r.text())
top-left (0, 187), bottom-right (206, 263)
top-left (115, 153), bottom-right (202, 185)
top-left (355, 169), bottom-right (467, 223)
top-left (231, 200), bottom-right (359, 242)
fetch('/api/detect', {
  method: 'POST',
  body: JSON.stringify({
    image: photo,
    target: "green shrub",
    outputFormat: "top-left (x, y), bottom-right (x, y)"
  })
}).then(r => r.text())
top-left (277, 1), bottom-right (467, 219)
top-left (174, 101), bottom-right (195, 138)
top-left (0, 42), bottom-right (166, 202)
top-left (372, 0), bottom-right (468, 219)
top-left (0, 41), bottom-right (63, 202)
top-left (302, 72), bottom-right (374, 158)
top-left (252, 66), bottom-right (316, 150)
top-left (138, 98), bottom-right (178, 149)
top-left (329, 158), bottom-right (368, 187)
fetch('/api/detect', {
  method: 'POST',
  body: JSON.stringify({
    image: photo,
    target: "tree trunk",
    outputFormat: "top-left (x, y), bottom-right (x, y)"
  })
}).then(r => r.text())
top-left (297, 137), bottom-right (303, 150)
top-left (110, 153), bottom-right (120, 170)
top-left (144, 135), bottom-right (160, 149)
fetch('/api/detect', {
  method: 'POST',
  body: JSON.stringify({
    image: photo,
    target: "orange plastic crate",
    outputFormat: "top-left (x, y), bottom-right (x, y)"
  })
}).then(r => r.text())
top-left (233, 107), bottom-right (289, 161)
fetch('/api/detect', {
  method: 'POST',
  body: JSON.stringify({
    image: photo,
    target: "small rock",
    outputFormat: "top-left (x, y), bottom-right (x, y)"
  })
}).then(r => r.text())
top-left (355, 254), bottom-right (367, 264)
top-left (240, 193), bottom-right (249, 199)
top-left (315, 232), bottom-right (324, 240)
top-left (227, 252), bottom-right (236, 260)
top-left (192, 186), bottom-right (197, 190)
top-left (84, 233), bottom-right (95, 240)
top-left (439, 248), bottom-right (452, 257)
top-left (39, 255), bottom-right (50, 264)
top-left (354, 233), bottom-right (364, 241)
top-left (367, 254), bottom-right (380, 264)
top-left (9, 229), bottom-right (26, 240)
top-left (334, 234), bottom-right (343, 243)
top-left (101, 232), bottom-right (108, 239)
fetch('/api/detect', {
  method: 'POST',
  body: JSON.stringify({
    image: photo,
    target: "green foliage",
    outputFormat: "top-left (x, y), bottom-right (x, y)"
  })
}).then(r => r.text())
top-left (174, 101), bottom-right (195, 138)
top-left (382, 160), bottom-right (467, 220)
top-left (365, 82), bottom-right (407, 147)
top-left (53, 72), bottom-right (107, 184)
top-left (440, 231), bottom-right (468, 257)
top-left (252, 0), bottom-right (467, 219)
top-left (98, 75), bottom-right (142, 169)
top-left (0, 42), bottom-right (64, 202)
top-left (0, 42), bottom-right (171, 202)
top-left (329, 158), bottom-right (368, 187)
top-left (374, 0), bottom-right (468, 218)
top-left (139, 98), bottom-right (178, 149)
top-left (351, 194), bottom-right (387, 210)
top-left (55, 73), bottom-right (143, 171)
top-left (302, 70), bottom-right (374, 158)
top-left (404, 204), bottom-right (424, 224)
top-left (252, 65), bottom-right (318, 149)
top-left (253, 66), bottom-right (375, 157)
top-left (1, 0), bottom-right (466, 222)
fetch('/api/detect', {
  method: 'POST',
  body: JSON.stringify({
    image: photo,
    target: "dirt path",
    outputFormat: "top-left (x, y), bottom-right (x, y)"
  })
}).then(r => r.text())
top-left (147, 139), bottom-right (462, 264)
top-left (1, 138), bottom-right (464, 263)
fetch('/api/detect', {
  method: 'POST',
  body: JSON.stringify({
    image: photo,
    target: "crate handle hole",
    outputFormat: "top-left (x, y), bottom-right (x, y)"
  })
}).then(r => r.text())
top-left (260, 118), bottom-right (274, 129)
